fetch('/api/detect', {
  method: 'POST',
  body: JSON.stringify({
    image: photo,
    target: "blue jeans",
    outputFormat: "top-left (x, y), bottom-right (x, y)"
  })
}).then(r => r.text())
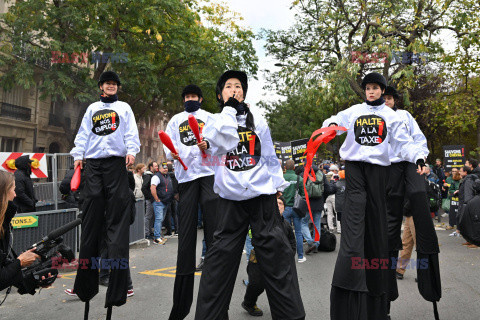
top-left (201, 238), bottom-right (207, 258)
top-left (302, 210), bottom-right (322, 246)
top-left (245, 233), bottom-right (254, 261)
top-left (197, 207), bottom-right (203, 228)
top-left (283, 206), bottom-right (304, 259)
top-left (153, 201), bottom-right (167, 238)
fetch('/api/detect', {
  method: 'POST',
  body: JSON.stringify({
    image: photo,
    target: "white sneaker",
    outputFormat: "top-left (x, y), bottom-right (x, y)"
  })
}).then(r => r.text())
top-left (127, 289), bottom-right (134, 297)
top-left (64, 289), bottom-right (77, 297)
top-left (298, 257), bottom-right (307, 263)
top-left (449, 231), bottom-right (459, 237)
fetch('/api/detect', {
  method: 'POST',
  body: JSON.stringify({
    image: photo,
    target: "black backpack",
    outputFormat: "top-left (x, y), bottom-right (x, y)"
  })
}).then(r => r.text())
top-left (426, 179), bottom-right (441, 212)
top-left (318, 227), bottom-right (337, 252)
top-left (458, 195), bottom-right (480, 246)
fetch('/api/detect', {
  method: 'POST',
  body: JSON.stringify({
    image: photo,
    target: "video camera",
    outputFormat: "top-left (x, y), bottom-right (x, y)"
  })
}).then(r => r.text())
top-left (20, 219), bottom-right (81, 292)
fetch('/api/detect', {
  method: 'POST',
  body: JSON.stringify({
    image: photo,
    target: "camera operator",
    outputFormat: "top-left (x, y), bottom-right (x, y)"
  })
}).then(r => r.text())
top-left (0, 171), bottom-right (53, 295)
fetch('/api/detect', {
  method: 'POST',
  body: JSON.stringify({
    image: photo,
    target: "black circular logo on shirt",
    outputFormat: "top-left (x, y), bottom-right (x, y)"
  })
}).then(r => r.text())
top-left (225, 126), bottom-right (261, 171)
top-left (91, 109), bottom-right (120, 136)
top-left (178, 119), bottom-right (205, 146)
top-left (354, 115), bottom-right (387, 146)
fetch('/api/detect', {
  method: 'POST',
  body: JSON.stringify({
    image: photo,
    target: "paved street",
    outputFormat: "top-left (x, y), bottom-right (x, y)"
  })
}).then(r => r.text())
top-left (1, 227), bottom-right (479, 320)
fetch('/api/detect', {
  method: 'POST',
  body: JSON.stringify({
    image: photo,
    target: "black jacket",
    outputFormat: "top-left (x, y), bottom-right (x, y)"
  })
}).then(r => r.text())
top-left (142, 171), bottom-right (154, 201)
top-left (168, 172), bottom-right (179, 195)
top-left (59, 167), bottom-right (86, 207)
top-left (0, 202), bottom-right (27, 292)
top-left (459, 167), bottom-right (480, 207)
top-left (13, 156), bottom-right (36, 213)
top-left (433, 165), bottom-right (445, 184)
top-left (334, 179), bottom-right (346, 213)
top-left (153, 173), bottom-right (174, 204)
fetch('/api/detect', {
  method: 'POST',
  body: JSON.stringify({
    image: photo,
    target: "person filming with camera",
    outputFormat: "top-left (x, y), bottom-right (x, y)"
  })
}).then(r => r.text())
top-left (0, 171), bottom-right (53, 296)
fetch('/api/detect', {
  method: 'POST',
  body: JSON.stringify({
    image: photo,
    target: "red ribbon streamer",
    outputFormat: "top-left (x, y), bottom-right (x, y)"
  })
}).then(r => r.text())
top-left (303, 126), bottom-right (347, 242)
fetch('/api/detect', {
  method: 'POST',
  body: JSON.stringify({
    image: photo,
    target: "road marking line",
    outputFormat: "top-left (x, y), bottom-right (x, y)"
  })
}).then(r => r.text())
top-left (140, 267), bottom-right (201, 278)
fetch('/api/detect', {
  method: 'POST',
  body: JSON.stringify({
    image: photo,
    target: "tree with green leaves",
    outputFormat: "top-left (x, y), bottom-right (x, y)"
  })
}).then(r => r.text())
top-left (0, 0), bottom-right (257, 148)
top-left (263, 0), bottom-right (480, 159)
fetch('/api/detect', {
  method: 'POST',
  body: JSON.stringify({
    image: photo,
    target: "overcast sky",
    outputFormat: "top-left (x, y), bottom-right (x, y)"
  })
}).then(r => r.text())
top-left (220, 0), bottom-right (296, 113)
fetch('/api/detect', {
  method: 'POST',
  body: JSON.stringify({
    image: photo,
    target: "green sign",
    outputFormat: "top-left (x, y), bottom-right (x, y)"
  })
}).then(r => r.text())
top-left (11, 215), bottom-right (39, 229)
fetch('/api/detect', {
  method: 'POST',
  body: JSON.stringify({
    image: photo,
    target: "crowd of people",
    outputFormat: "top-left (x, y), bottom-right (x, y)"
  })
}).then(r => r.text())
top-left (427, 158), bottom-right (480, 248)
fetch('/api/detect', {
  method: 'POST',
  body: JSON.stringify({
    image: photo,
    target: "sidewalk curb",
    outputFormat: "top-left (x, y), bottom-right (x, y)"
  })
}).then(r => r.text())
top-left (130, 239), bottom-right (150, 249)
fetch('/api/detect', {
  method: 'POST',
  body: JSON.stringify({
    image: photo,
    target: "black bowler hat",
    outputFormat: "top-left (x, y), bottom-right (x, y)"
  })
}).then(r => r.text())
top-left (182, 84), bottom-right (203, 99)
top-left (216, 70), bottom-right (248, 103)
top-left (98, 71), bottom-right (121, 86)
top-left (384, 86), bottom-right (399, 99)
top-left (361, 72), bottom-right (387, 90)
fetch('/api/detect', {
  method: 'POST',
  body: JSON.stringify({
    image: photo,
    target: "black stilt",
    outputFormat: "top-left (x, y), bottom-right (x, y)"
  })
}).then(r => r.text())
top-left (433, 302), bottom-right (440, 320)
top-left (106, 306), bottom-right (113, 320)
top-left (84, 301), bottom-right (90, 320)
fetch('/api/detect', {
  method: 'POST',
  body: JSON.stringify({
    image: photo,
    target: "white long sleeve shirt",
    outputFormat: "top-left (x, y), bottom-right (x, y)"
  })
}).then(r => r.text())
top-left (203, 106), bottom-right (289, 201)
top-left (389, 109), bottom-right (429, 163)
top-left (70, 100), bottom-right (140, 161)
top-left (164, 109), bottom-right (215, 183)
top-left (322, 102), bottom-right (425, 166)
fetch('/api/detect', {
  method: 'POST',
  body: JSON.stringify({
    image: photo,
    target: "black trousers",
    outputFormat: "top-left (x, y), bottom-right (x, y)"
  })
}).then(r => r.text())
top-left (243, 260), bottom-right (265, 307)
top-left (98, 230), bottom-right (133, 290)
top-left (169, 175), bottom-right (219, 320)
top-left (330, 161), bottom-right (389, 320)
top-left (386, 161), bottom-right (440, 306)
top-left (195, 194), bottom-right (305, 320)
top-left (73, 157), bottom-right (131, 308)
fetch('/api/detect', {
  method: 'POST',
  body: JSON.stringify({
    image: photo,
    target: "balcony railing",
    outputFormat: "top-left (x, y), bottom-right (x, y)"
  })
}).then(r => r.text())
top-left (0, 102), bottom-right (32, 121)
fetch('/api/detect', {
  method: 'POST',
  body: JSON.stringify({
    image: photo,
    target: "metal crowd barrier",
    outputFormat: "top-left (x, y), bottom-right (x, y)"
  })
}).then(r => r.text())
top-left (11, 208), bottom-right (79, 254)
top-left (130, 199), bottom-right (146, 244)
top-left (11, 199), bottom-right (145, 255)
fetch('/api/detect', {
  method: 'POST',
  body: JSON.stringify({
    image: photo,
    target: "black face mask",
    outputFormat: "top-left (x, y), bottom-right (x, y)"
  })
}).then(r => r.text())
top-left (366, 96), bottom-right (385, 106)
top-left (184, 100), bottom-right (201, 113)
top-left (100, 93), bottom-right (118, 103)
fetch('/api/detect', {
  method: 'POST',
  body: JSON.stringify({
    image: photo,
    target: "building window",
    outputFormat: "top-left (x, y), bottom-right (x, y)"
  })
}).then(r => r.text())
top-left (0, 137), bottom-right (22, 152)
top-left (2, 87), bottom-right (24, 106)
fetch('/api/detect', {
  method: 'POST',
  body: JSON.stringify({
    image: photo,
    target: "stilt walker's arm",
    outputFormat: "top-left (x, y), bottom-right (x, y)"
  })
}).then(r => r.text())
top-left (202, 107), bottom-right (239, 156)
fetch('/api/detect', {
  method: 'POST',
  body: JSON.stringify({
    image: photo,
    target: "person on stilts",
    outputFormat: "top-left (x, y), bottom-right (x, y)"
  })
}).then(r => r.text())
top-left (323, 72), bottom-right (427, 320)
top-left (71, 71), bottom-right (140, 319)
top-left (383, 86), bottom-right (441, 319)
top-left (165, 85), bottom-right (219, 320)
top-left (194, 70), bottom-right (305, 320)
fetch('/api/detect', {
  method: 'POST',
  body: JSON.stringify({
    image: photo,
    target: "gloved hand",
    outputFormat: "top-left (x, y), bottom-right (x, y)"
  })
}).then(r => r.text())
top-left (416, 158), bottom-right (426, 168)
top-left (224, 97), bottom-right (240, 108)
